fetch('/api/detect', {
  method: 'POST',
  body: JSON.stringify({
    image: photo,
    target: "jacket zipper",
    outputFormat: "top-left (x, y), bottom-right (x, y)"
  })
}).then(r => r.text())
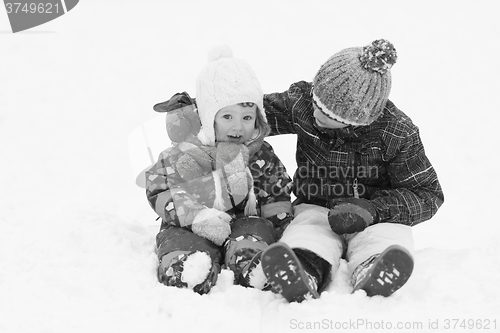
top-left (352, 152), bottom-right (360, 199)
top-left (353, 178), bottom-right (359, 199)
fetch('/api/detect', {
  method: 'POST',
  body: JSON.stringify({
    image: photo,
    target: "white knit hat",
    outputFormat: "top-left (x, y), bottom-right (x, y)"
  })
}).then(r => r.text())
top-left (196, 45), bottom-right (266, 146)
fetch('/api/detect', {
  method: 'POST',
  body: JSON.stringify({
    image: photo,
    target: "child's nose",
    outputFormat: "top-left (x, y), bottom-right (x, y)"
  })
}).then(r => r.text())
top-left (231, 118), bottom-right (243, 130)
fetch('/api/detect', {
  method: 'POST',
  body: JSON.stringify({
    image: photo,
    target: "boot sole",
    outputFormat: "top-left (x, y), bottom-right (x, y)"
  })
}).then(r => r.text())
top-left (261, 243), bottom-right (320, 302)
top-left (352, 245), bottom-right (414, 297)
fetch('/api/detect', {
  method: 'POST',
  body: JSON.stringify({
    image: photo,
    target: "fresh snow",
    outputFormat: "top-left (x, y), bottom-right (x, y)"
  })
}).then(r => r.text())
top-left (181, 251), bottom-right (212, 289)
top-left (249, 262), bottom-right (267, 290)
top-left (1, 1), bottom-right (499, 333)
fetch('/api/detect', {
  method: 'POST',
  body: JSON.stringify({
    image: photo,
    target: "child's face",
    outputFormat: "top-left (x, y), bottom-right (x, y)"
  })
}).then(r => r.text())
top-left (214, 104), bottom-right (257, 143)
top-left (313, 103), bottom-right (348, 129)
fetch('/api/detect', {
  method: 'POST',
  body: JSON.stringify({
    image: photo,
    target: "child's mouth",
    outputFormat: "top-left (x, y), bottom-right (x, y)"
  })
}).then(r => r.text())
top-left (227, 134), bottom-right (242, 140)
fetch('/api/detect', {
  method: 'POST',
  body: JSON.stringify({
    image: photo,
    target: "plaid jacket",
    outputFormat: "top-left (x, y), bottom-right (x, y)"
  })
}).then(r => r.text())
top-left (263, 81), bottom-right (444, 226)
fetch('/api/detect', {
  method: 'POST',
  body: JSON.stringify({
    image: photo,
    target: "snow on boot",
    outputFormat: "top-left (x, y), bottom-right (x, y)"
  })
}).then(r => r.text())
top-left (238, 252), bottom-right (271, 290)
top-left (351, 244), bottom-right (414, 297)
top-left (224, 234), bottom-right (268, 282)
top-left (261, 243), bottom-right (320, 302)
top-left (158, 250), bottom-right (220, 295)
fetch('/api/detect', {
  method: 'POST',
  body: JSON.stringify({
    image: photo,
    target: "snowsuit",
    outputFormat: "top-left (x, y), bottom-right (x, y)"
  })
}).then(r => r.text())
top-left (146, 97), bottom-right (293, 290)
top-left (263, 81), bottom-right (444, 288)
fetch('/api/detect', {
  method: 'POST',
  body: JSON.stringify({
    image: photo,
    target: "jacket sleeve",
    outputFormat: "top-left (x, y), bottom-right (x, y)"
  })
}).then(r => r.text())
top-left (370, 126), bottom-right (444, 225)
top-left (251, 142), bottom-right (294, 237)
top-left (263, 81), bottom-right (312, 135)
top-left (145, 148), bottom-right (212, 228)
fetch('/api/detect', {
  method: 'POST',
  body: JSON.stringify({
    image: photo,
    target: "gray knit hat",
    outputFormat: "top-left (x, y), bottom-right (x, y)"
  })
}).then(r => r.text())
top-left (312, 39), bottom-right (397, 126)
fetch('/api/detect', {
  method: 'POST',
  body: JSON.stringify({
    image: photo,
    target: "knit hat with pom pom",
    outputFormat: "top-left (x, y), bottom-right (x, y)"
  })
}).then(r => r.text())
top-left (312, 39), bottom-right (397, 126)
top-left (196, 45), bottom-right (266, 146)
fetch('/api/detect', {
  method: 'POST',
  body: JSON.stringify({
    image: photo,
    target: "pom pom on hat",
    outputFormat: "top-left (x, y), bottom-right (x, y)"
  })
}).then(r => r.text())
top-left (207, 45), bottom-right (234, 62)
top-left (312, 39), bottom-right (396, 126)
top-left (359, 39), bottom-right (397, 74)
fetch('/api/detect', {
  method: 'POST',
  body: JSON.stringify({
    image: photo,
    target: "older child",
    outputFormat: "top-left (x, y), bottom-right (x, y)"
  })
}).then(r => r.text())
top-left (146, 47), bottom-right (293, 294)
top-left (260, 39), bottom-right (444, 302)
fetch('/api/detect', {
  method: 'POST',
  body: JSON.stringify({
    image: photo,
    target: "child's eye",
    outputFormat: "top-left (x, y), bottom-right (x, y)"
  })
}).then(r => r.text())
top-left (243, 115), bottom-right (253, 121)
top-left (222, 114), bottom-right (232, 120)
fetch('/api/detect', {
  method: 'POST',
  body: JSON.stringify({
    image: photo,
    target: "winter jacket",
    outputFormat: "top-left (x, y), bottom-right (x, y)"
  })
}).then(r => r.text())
top-left (263, 81), bottom-right (444, 226)
top-left (146, 102), bottom-right (294, 236)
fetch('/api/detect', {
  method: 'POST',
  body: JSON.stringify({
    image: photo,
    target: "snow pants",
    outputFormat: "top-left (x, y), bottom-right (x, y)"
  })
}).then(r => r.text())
top-left (279, 204), bottom-right (414, 284)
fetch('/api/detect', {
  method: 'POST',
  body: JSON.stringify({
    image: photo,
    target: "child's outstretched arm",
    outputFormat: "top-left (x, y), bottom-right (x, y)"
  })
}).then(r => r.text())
top-left (147, 91), bottom-right (210, 227)
top-left (263, 81), bottom-right (312, 136)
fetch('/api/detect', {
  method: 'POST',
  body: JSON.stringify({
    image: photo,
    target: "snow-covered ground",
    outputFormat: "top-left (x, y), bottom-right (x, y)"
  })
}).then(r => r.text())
top-left (1, 1), bottom-right (499, 332)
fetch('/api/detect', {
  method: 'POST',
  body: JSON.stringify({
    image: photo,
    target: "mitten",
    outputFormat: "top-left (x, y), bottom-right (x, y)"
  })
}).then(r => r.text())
top-left (153, 92), bottom-right (201, 143)
top-left (153, 91), bottom-right (195, 113)
top-left (192, 208), bottom-right (232, 246)
top-left (328, 198), bottom-right (379, 235)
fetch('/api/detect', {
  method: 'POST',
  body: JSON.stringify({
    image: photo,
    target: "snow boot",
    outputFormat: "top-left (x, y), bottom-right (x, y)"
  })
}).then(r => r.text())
top-left (261, 242), bottom-right (320, 302)
top-left (351, 244), bottom-right (414, 297)
top-left (225, 217), bottom-right (276, 285)
top-left (158, 250), bottom-right (220, 295)
top-left (225, 234), bottom-right (268, 283)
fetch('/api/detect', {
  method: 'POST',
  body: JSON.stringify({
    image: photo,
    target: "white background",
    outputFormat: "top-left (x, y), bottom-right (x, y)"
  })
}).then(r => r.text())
top-left (1, 1), bottom-right (499, 332)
